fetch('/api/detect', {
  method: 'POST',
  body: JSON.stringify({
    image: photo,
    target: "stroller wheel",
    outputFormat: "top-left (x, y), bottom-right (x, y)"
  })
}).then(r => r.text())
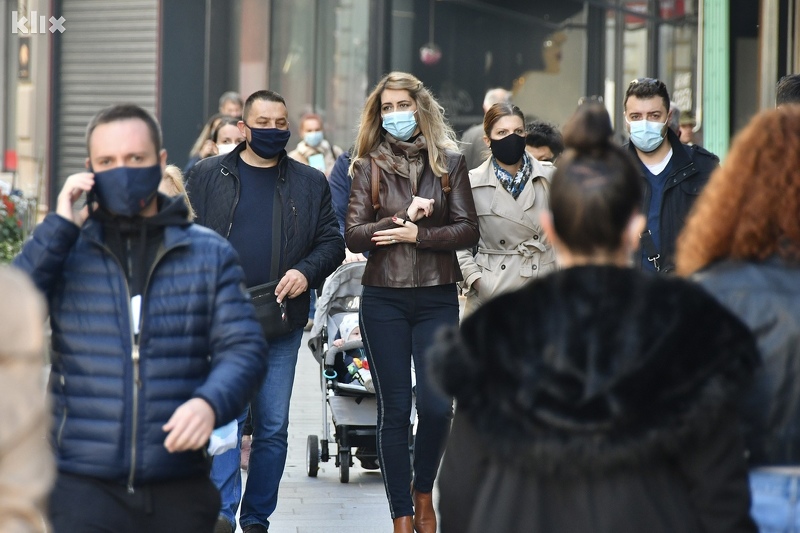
top-left (339, 450), bottom-right (351, 483)
top-left (306, 435), bottom-right (320, 477)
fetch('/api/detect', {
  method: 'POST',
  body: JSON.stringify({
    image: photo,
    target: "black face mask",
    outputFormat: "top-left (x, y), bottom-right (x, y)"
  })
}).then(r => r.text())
top-left (91, 164), bottom-right (162, 217)
top-left (245, 124), bottom-right (291, 160)
top-left (490, 134), bottom-right (527, 165)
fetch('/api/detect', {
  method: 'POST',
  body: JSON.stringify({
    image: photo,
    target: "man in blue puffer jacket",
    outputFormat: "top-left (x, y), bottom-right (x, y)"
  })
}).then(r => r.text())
top-left (13, 104), bottom-right (268, 533)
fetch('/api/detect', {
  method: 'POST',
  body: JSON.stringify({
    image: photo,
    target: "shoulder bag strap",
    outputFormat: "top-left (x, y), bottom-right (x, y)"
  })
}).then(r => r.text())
top-left (371, 158), bottom-right (381, 211)
top-left (270, 187), bottom-right (282, 280)
top-left (440, 153), bottom-right (452, 195)
top-left (639, 229), bottom-right (661, 272)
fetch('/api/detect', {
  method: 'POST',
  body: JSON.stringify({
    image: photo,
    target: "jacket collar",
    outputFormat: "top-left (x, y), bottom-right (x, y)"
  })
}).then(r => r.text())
top-left (471, 155), bottom-right (548, 230)
top-left (470, 154), bottom-right (550, 187)
top-left (221, 141), bottom-right (288, 182)
top-left (83, 211), bottom-right (193, 251)
top-left (626, 128), bottom-right (695, 181)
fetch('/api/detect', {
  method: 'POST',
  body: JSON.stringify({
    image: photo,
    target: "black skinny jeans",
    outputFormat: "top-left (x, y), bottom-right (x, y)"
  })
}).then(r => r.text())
top-left (360, 284), bottom-right (457, 518)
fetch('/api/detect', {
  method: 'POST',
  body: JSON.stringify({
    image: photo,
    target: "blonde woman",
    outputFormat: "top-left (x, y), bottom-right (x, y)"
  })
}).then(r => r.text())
top-left (345, 72), bottom-right (479, 533)
top-left (159, 165), bottom-right (195, 220)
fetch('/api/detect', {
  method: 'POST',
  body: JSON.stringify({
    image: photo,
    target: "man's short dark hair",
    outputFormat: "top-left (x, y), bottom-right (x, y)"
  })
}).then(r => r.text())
top-left (776, 74), bottom-right (800, 106)
top-left (243, 90), bottom-right (287, 122)
top-left (525, 120), bottom-right (564, 158)
top-left (85, 104), bottom-right (162, 156)
top-left (623, 78), bottom-right (670, 112)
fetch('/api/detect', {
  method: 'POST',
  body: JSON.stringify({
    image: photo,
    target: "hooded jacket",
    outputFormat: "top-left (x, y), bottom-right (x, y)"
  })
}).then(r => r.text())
top-left (14, 195), bottom-right (268, 487)
top-left (431, 266), bottom-right (759, 533)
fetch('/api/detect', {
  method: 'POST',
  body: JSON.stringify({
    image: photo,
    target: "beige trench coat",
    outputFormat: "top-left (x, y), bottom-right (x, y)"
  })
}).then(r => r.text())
top-left (457, 155), bottom-right (557, 316)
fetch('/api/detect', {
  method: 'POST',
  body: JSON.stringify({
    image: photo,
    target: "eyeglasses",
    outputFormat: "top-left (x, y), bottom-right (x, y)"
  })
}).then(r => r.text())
top-left (628, 77), bottom-right (665, 89)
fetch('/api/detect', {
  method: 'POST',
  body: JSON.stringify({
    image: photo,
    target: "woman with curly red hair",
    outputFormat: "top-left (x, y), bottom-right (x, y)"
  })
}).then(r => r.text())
top-left (677, 106), bottom-right (800, 532)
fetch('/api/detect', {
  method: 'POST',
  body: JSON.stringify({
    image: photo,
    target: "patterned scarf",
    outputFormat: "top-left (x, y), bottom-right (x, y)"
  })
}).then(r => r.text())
top-left (493, 152), bottom-right (532, 199)
top-left (370, 133), bottom-right (428, 194)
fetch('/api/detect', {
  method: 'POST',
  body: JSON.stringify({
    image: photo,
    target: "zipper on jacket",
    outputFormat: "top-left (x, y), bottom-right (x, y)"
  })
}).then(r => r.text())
top-left (127, 240), bottom-right (185, 493)
top-left (86, 233), bottom-right (184, 494)
top-left (223, 166), bottom-right (241, 238)
top-left (127, 343), bottom-right (140, 494)
top-left (56, 374), bottom-right (68, 447)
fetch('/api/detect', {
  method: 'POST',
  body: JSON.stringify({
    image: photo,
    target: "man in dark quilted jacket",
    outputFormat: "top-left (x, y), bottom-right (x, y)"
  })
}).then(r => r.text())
top-left (186, 90), bottom-right (344, 533)
top-left (14, 104), bottom-right (268, 533)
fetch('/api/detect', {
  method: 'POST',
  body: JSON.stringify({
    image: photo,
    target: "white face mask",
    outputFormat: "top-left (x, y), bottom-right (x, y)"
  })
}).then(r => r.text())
top-left (217, 143), bottom-right (236, 155)
top-left (626, 119), bottom-right (667, 153)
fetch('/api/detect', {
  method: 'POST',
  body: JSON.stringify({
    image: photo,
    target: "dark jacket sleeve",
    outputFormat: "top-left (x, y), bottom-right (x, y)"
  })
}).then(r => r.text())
top-left (290, 175), bottom-right (345, 289)
top-left (191, 241), bottom-right (268, 425)
top-left (328, 151), bottom-right (352, 237)
top-left (415, 154), bottom-right (479, 251)
top-left (13, 213), bottom-right (80, 297)
top-left (676, 404), bottom-right (757, 533)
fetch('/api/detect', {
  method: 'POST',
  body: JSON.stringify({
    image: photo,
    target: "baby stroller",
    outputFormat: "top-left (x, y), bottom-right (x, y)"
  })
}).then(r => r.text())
top-left (307, 261), bottom-right (378, 483)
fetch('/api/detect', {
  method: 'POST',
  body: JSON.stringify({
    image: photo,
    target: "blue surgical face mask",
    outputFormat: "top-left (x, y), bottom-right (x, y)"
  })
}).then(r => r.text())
top-left (245, 124), bottom-right (291, 159)
top-left (382, 111), bottom-right (418, 141)
top-left (91, 164), bottom-right (163, 217)
top-left (304, 131), bottom-right (323, 147)
top-left (627, 118), bottom-right (667, 153)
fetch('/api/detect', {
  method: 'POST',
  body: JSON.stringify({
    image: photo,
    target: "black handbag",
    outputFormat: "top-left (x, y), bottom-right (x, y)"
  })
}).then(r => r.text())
top-left (248, 280), bottom-right (293, 340)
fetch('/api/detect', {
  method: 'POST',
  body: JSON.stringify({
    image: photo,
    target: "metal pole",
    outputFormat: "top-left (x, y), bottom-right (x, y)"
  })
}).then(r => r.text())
top-left (759, 0), bottom-right (779, 110)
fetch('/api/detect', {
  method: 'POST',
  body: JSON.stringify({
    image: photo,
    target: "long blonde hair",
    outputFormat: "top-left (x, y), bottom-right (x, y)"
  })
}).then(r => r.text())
top-left (349, 72), bottom-right (458, 176)
top-left (160, 164), bottom-right (196, 220)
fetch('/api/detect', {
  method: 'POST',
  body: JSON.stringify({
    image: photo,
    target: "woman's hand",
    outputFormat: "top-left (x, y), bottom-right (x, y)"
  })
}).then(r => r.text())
top-left (372, 217), bottom-right (418, 246)
top-left (406, 196), bottom-right (434, 222)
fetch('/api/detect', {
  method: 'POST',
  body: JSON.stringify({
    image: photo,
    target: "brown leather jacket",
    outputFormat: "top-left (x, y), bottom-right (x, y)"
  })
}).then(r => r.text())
top-left (346, 151), bottom-right (479, 287)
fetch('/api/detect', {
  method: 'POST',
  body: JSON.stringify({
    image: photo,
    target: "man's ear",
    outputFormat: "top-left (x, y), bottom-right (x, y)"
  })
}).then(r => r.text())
top-left (159, 148), bottom-right (168, 170)
top-left (85, 157), bottom-right (91, 171)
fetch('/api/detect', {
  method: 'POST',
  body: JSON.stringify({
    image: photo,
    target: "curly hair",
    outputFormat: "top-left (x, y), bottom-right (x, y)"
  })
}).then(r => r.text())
top-left (349, 71), bottom-right (457, 176)
top-left (676, 106), bottom-right (800, 275)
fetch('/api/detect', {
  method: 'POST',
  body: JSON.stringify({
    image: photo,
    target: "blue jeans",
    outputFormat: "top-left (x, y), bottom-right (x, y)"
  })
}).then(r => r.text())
top-left (210, 327), bottom-right (304, 531)
top-left (210, 409), bottom-right (247, 529)
top-left (360, 284), bottom-right (457, 519)
top-left (750, 470), bottom-right (800, 532)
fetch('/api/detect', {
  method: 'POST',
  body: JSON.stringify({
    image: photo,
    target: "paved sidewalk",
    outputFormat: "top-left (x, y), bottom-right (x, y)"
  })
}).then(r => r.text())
top-left (242, 330), bottom-right (394, 533)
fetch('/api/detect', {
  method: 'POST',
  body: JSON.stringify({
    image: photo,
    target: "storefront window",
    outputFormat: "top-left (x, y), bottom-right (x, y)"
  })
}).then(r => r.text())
top-left (605, 1), bottom-right (699, 136)
top-left (269, 0), bottom-right (369, 149)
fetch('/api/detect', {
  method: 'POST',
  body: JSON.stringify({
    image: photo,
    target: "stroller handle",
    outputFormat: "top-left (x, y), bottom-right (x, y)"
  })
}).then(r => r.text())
top-left (324, 339), bottom-right (364, 366)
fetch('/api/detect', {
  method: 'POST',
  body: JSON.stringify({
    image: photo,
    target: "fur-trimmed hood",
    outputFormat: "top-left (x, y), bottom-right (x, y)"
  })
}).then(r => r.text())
top-left (431, 266), bottom-right (759, 475)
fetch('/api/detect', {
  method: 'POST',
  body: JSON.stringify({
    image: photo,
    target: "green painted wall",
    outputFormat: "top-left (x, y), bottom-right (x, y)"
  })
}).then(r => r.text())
top-left (703, 0), bottom-right (730, 159)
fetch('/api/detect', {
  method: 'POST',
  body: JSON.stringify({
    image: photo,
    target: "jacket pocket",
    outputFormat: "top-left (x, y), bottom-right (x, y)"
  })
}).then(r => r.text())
top-left (679, 179), bottom-right (704, 195)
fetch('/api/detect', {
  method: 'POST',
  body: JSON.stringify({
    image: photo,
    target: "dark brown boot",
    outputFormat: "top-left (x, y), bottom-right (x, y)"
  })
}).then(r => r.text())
top-left (393, 515), bottom-right (414, 533)
top-left (412, 490), bottom-right (436, 533)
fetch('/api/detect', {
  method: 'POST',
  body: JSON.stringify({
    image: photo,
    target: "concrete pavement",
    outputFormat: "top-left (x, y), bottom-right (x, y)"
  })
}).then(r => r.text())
top-left (241, 330), bottom-right (395, 533)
